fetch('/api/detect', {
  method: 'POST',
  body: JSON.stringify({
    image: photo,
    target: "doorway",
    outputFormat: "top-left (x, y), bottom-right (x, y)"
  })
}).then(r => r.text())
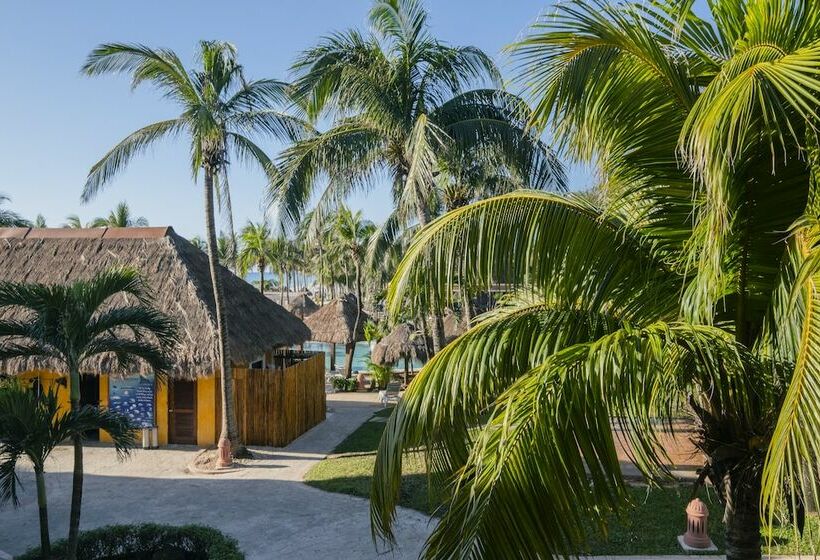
top-left (168, 379), bottom-right (197, 445)
top-left (79, 374), bottom-right (100, 441)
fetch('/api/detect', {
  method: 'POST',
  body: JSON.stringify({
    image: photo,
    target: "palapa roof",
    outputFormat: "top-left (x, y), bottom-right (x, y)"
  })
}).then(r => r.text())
top-left (283, 292), bottom-right (319, 319)
top-left (0, 227), bottom-right (310, 378)
top-left (304, 293), bottom-right (371, 344)
top-left (371, 322), bottom-right (428, 366)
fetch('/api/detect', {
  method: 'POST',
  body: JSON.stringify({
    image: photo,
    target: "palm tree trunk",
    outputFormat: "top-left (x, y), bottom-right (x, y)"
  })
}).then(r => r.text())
top-left (343, 342), bottom-right (355, 379)
top-left (280, 266), bottom-right (285, 305)
top-left (416, 208), bottom-right (446, 353)
top-left (723, 471), bottom-right (762, 560)
top-left (66, 366), bottom-right (82, 560)
top-left (204, 169), bottom-right (241, 456)
top-left (259, 259), bottom-right (265, 294)
top-left (35, 466), bottom-right (51, 558)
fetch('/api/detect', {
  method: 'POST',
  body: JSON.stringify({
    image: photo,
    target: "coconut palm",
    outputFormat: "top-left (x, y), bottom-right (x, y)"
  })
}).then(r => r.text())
top-left (0, 380), bottom-right (136, 557)
top-left (0, 267), bottom-right (177, 559)
top-left (331, 206), bottom-right (376, 374)
top-left (190, 235), bottom-right (207, 251)
top-left (217, 233), bottom-right (237, 271)
top-left (81, 40), bottom-right (305, 458)
top-left (270, 0), bottom-right (565, 352)
top-left (237, 221), bottom-right (273, 293)
top-left (0, 194), bottom-right (31, 227)
top-left (370, 1), bottom-right (820, 558)
top-left (62, 215), bottom-right (87, 229)
top-left (32, 214), bottom-right (47, 228)
top-left (89, 201), bottom-right (149, 228)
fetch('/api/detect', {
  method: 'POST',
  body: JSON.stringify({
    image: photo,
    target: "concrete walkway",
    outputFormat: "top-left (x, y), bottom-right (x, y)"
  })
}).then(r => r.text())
top-left (0, 392), bottom-right (431, 559)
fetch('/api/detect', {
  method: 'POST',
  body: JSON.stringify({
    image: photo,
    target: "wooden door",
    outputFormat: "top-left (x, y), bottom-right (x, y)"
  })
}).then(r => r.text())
top-left (169, 380), bottom-right (197, 444)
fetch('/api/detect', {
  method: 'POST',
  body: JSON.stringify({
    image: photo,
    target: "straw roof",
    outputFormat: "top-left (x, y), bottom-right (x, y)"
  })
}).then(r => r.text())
top-left (371, 322), bottom-right (428, 366)
top-left (283, 292), bottom-right (319, 319)
top-left (0, 227), bottom-right (310, 378)
top-left (443, 308), bottom-right (466, 343)
top-left (304, 294), bottom-right (371, 344)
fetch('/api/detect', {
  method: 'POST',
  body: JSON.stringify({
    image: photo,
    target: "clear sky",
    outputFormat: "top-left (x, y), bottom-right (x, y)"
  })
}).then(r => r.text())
top-left (0, 1), bottom-right (594, 238)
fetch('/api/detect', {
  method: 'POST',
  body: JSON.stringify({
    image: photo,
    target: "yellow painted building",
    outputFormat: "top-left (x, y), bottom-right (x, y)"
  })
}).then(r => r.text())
top-left (2, 227), bottom-right (320, 448)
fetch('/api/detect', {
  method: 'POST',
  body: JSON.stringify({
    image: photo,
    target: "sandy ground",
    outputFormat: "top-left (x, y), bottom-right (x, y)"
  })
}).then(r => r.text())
top-left (0, 392), bottom-right (431, 559)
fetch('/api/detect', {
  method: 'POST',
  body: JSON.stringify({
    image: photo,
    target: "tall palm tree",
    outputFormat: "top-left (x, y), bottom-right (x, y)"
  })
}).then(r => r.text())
top-left (89, 201), bottom-right (149, 227)
top-left (270, 0), bottom-right (565, 352)
top-left (237, 221), bottom-right (273, 293)
top-left (81, 41), bottom-right (305, 460)
top-left (0, 267), bottom-right (177, 559)
top-left (0, 194), bottom-right (31, 227)
top-left (0, 381), bottom-right (136, 558)
top-left (332, 206), bottom-right (376, 375)
top-left (370, 1), bottom-right (820, 559)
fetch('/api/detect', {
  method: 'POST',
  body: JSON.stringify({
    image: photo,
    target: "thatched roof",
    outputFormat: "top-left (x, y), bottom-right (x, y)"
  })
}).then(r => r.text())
top-left (304, 294), bottom-right (371, 344)
top-left (371, 322), bottom-right (428, 366)
top-left (0, 227), bottom-right (310, 378)
top-left (443, 308), bottom-right (466, 343)
top-left (283, 292), bottom-right (319, 319)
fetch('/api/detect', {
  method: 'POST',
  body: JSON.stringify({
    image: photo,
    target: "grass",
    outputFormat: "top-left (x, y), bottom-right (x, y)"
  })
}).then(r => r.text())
top-left (305, 407), bottom-right (820, 555)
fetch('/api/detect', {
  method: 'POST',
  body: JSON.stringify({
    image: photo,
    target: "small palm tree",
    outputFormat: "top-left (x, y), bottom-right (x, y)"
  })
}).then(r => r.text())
top-left (237, 221), bottom-right (273, 293)
top-left (33, 214), bottom-right (47, 228)
top-left (190, 235), bottom-right (207, 251)
top-left (217, 233), bottom-right (237, 272)
top-left (62, 215), bottom-right (87, 229)
top-left (0, 267), bottom-right (178, 560)
top-left (0, 381), bottom-right (136, 558)
top-left (89, 201), bottom-right (149, 227)
top-left (332, 206), bottom-right (375, 375)
top-left (82, 41), bottom-right (306, 457)
top-left (0, 194), bottom-right (31, 227)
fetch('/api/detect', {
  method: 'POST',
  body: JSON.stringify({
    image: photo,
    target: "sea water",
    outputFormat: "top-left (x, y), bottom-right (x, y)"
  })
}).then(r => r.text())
top-left (302, 341), bottom-right (424, 373)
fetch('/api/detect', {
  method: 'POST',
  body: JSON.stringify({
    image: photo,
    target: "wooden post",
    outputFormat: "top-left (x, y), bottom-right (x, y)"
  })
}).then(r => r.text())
top-left (330, 342), bottom-right (336, 371)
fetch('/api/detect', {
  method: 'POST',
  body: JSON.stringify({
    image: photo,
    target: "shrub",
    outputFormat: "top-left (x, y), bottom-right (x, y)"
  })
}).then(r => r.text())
top-left (367, 360), bottom-right (392, 390)
top-left (330, 374), bottom-right (348, 391)
top-left (18, 523), bottom-right (243, 560)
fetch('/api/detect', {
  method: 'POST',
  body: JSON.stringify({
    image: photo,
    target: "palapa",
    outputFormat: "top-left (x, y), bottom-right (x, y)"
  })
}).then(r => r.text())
top-left (0, 227), bottom-right (310, 378)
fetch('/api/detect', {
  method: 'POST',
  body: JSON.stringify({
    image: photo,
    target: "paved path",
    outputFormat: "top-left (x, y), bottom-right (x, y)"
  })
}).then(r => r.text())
top-left (0, 393), bottom-right (431, 559)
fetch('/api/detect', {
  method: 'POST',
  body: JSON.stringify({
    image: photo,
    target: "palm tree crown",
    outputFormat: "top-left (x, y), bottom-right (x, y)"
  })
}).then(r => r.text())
top-left (0, 194), bottom-right (31, 228)
top-left (89, 202), bottom-right (149, 228)
top-left (270, 0), bottom-right (565, 232)
top-left (370, 1), bottom-right (820, 559)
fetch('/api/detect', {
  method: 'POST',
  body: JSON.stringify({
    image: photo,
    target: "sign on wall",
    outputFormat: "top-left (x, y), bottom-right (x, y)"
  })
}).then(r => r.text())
top-left (109, 374), bottom-right (155, 428)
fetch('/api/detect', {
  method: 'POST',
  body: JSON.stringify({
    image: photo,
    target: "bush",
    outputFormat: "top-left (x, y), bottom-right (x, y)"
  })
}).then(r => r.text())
top-left (18, 523), bottom-right (243, 560)
top-left (330, 374), bottom-right (360, 392)
top-left (367, 360), bottom-right (392, 390)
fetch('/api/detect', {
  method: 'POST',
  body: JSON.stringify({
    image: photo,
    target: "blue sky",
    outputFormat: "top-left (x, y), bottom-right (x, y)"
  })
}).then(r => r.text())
top-left (0, 1), bottom-right (594, 237)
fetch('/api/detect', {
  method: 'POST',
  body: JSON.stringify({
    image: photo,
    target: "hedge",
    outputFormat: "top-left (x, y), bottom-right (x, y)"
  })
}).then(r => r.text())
top-left (18, 523), bottom-right (244, 559)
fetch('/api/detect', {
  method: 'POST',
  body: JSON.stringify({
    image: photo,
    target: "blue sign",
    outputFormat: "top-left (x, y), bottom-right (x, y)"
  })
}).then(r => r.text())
top-left (109, 374), bottom-right (155, 428)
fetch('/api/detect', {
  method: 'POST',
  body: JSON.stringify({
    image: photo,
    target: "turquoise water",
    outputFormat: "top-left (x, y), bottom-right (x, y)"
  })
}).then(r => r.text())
top-left (303, 341), bottom-right (424, 372)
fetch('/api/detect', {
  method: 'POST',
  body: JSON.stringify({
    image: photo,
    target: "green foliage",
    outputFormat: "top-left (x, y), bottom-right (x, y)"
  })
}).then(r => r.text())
top-left (363, 320), bottom-right (387, 343)
top-left (89, 201), bottom-right (148, 228)
top-left (0, 193), bottom-right (31, 228)
top-left (17, 523), bottom-right (244, 560)
top-left (369, 1), bottom-right (820, 557)
top-left (367, 360), bottom-right (392, 389)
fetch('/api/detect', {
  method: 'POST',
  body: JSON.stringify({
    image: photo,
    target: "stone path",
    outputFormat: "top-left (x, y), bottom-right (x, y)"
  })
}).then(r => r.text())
top-left (0, 392), bottom-right (431, 559)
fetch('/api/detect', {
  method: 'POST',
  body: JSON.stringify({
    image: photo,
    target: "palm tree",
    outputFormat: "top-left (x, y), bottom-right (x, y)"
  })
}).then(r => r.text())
top-left (62, 215), bottom-right (86, 229)
top-left (89, 201), bottom-right (149, 227)
top-left (81, 41), bottom-right (305, 460)
top-left (0, 381), bottom-right (136, 558)
top-left (190, 235), bottom-right (207, 251)
top-left (33, 214), bottom-right (47, 228)
top-left (237, 221), bottom-right (273, 293)
top-left (270, 0), bottom-right (565, 352)
top-left (0, 267), bottom-right (177, 559)
top-left (370, 1), bottom-right (820, 558)
top-left (217, 232), bottom-right (237, 272)
top-left (0, 194), bottom-right (31, 227)
top-left (333, 206), bottom-right (376, 375)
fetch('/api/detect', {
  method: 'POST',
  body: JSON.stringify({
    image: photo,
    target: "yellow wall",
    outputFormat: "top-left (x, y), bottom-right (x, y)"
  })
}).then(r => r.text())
top-left (196, 375), bottom-right (217, 446)
top-left (16, 370), bottom-right (221, 448)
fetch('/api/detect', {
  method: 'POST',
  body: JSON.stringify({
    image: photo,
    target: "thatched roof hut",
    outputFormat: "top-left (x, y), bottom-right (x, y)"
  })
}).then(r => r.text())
top-left (284, 292), bottom-right (319, 319)
top-left (371, 322), bottom-right (428, 366)
top-left (304, 294), bottom-right (371, 344)
top-left (0, 227), bottom-right (310, 378)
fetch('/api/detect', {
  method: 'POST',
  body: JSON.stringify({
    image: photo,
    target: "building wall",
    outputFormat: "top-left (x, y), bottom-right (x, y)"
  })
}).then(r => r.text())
top-left (16, 370), bottom-right (219, 448)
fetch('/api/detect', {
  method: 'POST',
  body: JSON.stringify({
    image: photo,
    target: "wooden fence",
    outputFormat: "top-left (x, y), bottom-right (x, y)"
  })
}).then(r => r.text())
top-left (230, 353), bottom-right (326, 447)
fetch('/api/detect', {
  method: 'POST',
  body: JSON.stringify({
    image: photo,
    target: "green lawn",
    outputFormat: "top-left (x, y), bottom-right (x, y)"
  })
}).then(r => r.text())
top-left (305, 407), bottom-right (819, 555)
